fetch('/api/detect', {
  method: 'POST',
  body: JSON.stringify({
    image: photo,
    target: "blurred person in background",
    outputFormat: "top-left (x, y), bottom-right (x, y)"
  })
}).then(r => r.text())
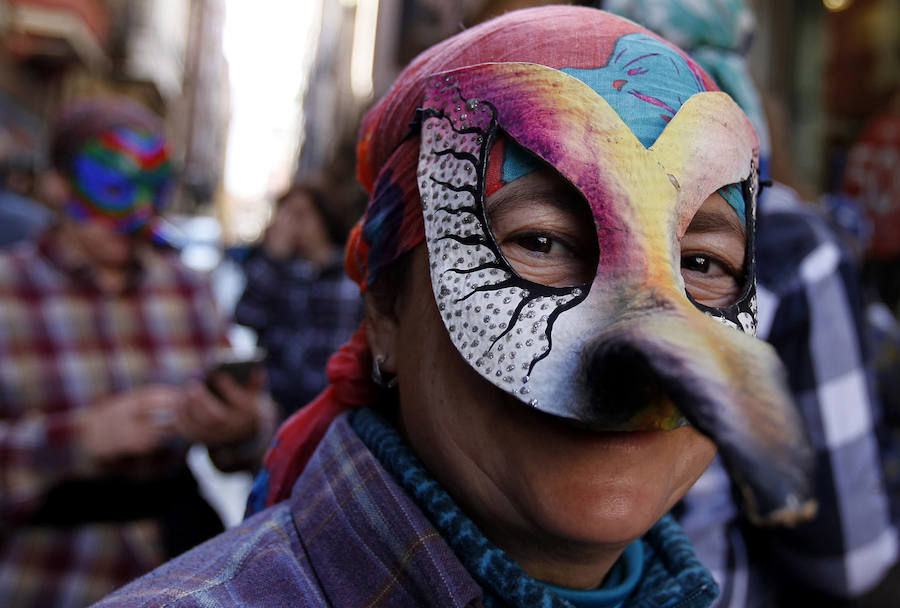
top-left (0, 97), bottom-right (276, 608)
top-left (0, 156), bottom-right (52, 247)
top-left (605, 0), bottom-right (898, 605)
top-left (97, 7), bottom-right (818, 607)
top-left (234, 181), bottom-right (363, 420)
top-left (844, 93), bottom-right (900, 312)
top-left (842, 92), bottom-right (900, 541)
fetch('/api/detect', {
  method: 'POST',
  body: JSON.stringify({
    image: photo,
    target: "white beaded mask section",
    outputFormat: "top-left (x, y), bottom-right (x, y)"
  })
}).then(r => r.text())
top-left (418, 76), bottom-right (586, 408)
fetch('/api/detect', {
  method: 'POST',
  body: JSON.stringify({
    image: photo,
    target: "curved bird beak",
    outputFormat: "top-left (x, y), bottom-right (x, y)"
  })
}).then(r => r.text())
top-left (580, 305), bottom-right (817, 526)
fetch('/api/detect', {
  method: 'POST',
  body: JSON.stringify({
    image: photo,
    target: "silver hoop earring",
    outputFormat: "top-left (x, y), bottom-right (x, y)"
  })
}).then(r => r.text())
top-left (372, 356), bottom-right (398, 389)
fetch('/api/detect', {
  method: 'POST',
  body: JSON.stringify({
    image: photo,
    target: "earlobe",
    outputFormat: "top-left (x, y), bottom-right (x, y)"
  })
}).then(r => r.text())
top-left (364, 294), bottom-right (400, 373)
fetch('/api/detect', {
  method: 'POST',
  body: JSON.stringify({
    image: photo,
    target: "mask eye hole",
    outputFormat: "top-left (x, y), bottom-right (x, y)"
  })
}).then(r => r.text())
top-left (680, 190), bottom-right (748, 308)
top-left (486, 168), bottom-right (598, 288)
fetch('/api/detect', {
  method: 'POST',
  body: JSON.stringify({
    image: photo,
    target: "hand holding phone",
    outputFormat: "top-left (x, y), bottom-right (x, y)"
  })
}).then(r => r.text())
top-left (177, 348), bottom-right (274, 447)
top-left (204, 349), bottom-right (265, 400)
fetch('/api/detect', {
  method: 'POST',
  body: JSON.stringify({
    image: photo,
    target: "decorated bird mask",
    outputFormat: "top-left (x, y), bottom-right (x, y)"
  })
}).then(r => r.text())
top-left (416, 33), bottom-right (815, 526)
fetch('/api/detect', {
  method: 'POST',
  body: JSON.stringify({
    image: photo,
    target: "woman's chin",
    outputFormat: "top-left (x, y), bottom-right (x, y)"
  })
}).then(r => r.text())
top-left (522, 467), bottom-right (674, 548)
top-left (499, 421), bottom-right (711, 549)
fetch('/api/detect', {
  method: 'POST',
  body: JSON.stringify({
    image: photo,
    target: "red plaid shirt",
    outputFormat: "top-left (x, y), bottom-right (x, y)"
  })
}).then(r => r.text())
top-left (0, 231), bottom-right (226, 607)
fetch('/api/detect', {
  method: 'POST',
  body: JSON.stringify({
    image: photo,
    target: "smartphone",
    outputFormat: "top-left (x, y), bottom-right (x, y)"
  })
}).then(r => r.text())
top-left (204, 348), bottom-right (265, 399)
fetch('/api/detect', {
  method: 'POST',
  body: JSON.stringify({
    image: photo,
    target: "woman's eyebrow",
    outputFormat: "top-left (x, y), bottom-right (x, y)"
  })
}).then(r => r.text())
top-left (487, 184), bottom-right (584, 216)
top-left (685, 208), bottom-right (746, 239)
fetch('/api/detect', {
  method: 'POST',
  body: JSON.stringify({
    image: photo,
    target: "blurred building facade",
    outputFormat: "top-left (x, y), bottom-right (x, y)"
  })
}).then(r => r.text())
top-left (291, 0), bottom-right (371, 224)
top-left (176, 0), bottom-right (229, 212)
top-left (0, 0), bottom-right (229, 212)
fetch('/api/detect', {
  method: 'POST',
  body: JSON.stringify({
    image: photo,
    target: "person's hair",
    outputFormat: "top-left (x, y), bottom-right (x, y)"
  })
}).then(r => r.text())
top-left (365, 249), bottom-right (415, 318)
top-left (277, 180), bottom-right (351, 246)
top-left (49, 97), bottom-right (164, 175)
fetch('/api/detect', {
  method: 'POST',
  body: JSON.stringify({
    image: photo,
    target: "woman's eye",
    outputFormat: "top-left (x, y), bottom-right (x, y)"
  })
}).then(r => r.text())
top-left (504, 232), bottom-right (571, 260)
top-left (486, 168), bottom-right (599, 287)
top-left (682, 254), bottom-right (713, 274)
top-left (515, 234), bottom-right (554, 254)
top-left (499, 230), bottom-right (596, 287)
top-left (680, 253), bottom-right (736, 277)
top-left (680, 192), bottom-right (748, 308)
top-left (680, 252), bottom-right (742, 307)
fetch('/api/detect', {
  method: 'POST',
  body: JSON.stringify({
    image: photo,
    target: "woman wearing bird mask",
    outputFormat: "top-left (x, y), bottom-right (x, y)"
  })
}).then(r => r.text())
top-left (96, 7), bottom-right (815, 607)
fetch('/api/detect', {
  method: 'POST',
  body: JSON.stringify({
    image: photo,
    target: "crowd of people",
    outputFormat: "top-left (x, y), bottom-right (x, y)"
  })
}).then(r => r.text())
top-left (0, 2), bottom-right (898, 607)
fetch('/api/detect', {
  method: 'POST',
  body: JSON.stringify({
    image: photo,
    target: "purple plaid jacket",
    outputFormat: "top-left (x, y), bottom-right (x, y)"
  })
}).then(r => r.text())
top-left (93, 414), bottom-right (483, 608)
top-left (95, 412), bottom-right (717, 607)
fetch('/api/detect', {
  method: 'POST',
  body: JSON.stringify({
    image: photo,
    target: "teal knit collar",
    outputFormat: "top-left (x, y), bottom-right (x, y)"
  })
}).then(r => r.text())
top-left (547, 541), bottom-right (643, 608)
top-left (350, 408), bottom-right (717, 608)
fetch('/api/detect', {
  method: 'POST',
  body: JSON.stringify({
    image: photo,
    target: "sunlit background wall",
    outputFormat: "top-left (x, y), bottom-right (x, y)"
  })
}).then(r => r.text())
top-left (221, 0), bottom-right (319, 244)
